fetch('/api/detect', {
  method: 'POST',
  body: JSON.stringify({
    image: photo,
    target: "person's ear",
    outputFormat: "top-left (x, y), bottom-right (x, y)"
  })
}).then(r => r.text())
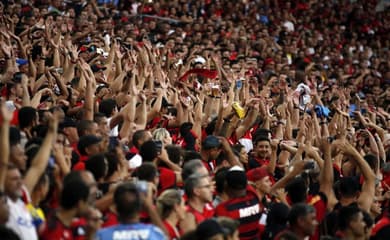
top-left (254, 180), bottom-right (261, 189)
top-left (10, 86), bottom-right (16, 94)
top-left (85, 146), bottom-right (92, 156)
top-left (193, 188), bottom-right (201, 197)
top-left (297, 216), bottom-right (306, 228)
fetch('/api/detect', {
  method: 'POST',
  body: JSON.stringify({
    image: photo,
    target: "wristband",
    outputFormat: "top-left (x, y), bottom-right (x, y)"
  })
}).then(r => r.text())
top-left (208, 95), bottom-right (221, 99)
top-left (223, 118), bottom-right (232, 123)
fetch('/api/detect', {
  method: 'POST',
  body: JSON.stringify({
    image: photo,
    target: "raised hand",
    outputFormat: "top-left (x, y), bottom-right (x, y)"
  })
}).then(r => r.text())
top-left (0, 100), bottom-right (14, 123)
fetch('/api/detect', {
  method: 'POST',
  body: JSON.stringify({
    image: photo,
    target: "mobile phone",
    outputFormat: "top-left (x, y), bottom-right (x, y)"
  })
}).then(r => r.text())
top-left (304, 161), bottom-right (315, 170)
top-left (327, 136), bottom-right (335, 143)
top-left (236, 79), bottom-right (242, 90)
top-left (153, 140), bottom-right (163, 154)
top-left (135, 180), bottom-right (149, 194)
top-left (54, 67), bottom-right (63, 74)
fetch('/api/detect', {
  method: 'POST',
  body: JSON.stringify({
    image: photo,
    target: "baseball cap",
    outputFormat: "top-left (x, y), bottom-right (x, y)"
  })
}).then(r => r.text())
top-left (247, 166), bottom-right (269, 182)
top-left (225, 166), bottom-right (247, 190)
top-left (16, 58), bottom-right (28, 67)
top-left (77, 135), bottom-right (102, 155)
top-left (91, 64), bottom-right (107, 73)
top-left (196, 218), bottom-right (226, 239)
top-left (202, 135), bottom-right (221, 150)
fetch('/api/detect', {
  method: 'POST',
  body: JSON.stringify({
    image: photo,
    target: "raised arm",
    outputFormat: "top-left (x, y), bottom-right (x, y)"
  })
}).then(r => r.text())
top-left (23, 111), bottom-right (59, 194)
top-left (0, 102), bottom-right (12, 191)
top-left (335, 140), bottom-right (376, 212)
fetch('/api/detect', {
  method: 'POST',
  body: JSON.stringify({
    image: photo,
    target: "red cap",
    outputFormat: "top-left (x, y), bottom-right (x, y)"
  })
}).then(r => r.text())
top-left (264, 58), bottom-right (275, 66)
top-left (246, 166), bottom-right (269, 182)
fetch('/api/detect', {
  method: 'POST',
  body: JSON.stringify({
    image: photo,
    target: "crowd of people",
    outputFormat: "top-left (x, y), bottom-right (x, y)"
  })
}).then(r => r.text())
top-left (0, 0), bottom-right (389, 239)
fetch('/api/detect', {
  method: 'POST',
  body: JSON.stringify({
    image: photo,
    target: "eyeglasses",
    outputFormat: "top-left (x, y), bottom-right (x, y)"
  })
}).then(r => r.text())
top-left (197, 184), bottom-right (212, 189)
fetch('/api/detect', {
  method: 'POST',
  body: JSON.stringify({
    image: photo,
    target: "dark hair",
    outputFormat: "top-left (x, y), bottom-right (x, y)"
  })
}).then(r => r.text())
top-left (285, 177), bottom-right (307, 204)
top-left (135, 162), bottom-right (158, 182)
top-left (179, 230), bottom-right (197, 240)
top-left (338, 205), bottom-right (362, 231)
top-left (214, 167), bottom-right (229, 194)
top-left (232, 144), bottom-right (244, 156)
top-left (139, 140), bottom-right (158, 162)
top-left (98, 98), bottom-right (117, 117)
top-left (364, 154), bottom-right (378, 172)
top-left (132, 130), bottom-right (148, 148)
top-left (254, 136), bottom-right (271, 146)
top-left (105, 151), bottom-right (119, 179)
top-left (85, 154), bottom-right (108, 181)
top-left (18, 106), bottom-right (37, 129)
top-left (362, 210), bottom-right (373, 228)
top-left (217, 217), bottom-right (239, 237)
top-left (183, 150), bottom-right (202, 163)
top-left (9, 127), bottom-right (21, 146)
top-left (336, 177), bottom-right (360, 199)
top-left (60, 178), bottom-right (90, 209)
top-left (182, 159), bottom-right (204, 181)
top-left (288, 203), bottom-right (315, 227)
top-left (77, 120), bottom-right (95, 137)
top-left (165, 144), bottom-right (184, 165)
top-left (94, 112), bottom-right (106, 123)
top-left (275, 231), bottom-right (300, 240)
top-left (114, 183), bottom-right (141, 222)
top-left (0, 225), bottom-right (21, 240)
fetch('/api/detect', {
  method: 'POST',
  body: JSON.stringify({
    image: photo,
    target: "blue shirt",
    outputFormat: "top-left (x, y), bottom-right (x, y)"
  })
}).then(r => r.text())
top-left (96, 223), bottom-right (167, 240)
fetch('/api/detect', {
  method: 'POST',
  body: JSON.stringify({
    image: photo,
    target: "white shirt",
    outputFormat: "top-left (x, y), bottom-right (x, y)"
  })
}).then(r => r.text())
top-left (107, 117), bottom-right (119, 137)
top-left (6, 197), bottom-right (38, 240)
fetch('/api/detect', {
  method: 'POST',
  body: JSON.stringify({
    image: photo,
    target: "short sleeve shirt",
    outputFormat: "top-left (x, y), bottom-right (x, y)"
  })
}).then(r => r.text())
top-left (6, 197), bottom-right (38, 240)
top-left (96, 223), bottom-right (167, 240)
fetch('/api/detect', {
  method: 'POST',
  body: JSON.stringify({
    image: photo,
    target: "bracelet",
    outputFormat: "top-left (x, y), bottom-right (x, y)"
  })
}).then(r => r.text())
top-left (320, 121), bottom-right (327, 125)
top-left (277, 120), bottom-right (286, 125)
top-left (70, 59), bottom-right (78, 64)
top-left (208, 95), bottom-right (221, 99)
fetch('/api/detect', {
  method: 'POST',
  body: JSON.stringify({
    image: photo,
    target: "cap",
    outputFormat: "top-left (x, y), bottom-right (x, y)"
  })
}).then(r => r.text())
top-left (16, 58), bottom-right (28, 66)
top-left (91, 64), bottom-right (107, 73)
top-left (59, 117), bottom-right (77, 129)
top-left (247, 166), bottom-right (269, 182)
top-left (196, 218), bottom-right (226, 239)
top-left (264, 58), bottom-right (275, 66)
top-left (77, 135), bottom-right (102, 155)
top-left (202, 135), bottom-right (221, 150)
top-left (226, 166), bottom-right (247, 190)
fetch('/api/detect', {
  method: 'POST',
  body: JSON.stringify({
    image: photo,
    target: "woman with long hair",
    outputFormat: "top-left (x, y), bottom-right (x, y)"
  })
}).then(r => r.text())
top-left (157, 189), bottom-right (186, 240)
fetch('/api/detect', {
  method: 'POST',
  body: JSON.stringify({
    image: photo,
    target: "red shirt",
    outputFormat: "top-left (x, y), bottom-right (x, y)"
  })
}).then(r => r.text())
top-left (215, 186), bottom-right (262, 240)
top-left (40, 215), bottom-right (86, 240)
top-left (202, 159), bottom-right (217, 174)
top-left (372, 215), bottom-right (390, 236)
top-left (158, 167), bottom-right (176, 195)
top-left (186, 203), bottom-right (215, 224)
top-left (102, 210), bottom-right (118, 228)
top-left (307, 193), bottom-right (327, 240)
top-left (72, 154), bottom-right (89, 170)
top-left (163, 220), bottom-right (180, 240)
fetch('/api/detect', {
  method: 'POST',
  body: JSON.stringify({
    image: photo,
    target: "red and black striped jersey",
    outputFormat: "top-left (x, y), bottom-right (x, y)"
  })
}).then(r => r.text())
top-left (215, 186), bottom-right (263, 240)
